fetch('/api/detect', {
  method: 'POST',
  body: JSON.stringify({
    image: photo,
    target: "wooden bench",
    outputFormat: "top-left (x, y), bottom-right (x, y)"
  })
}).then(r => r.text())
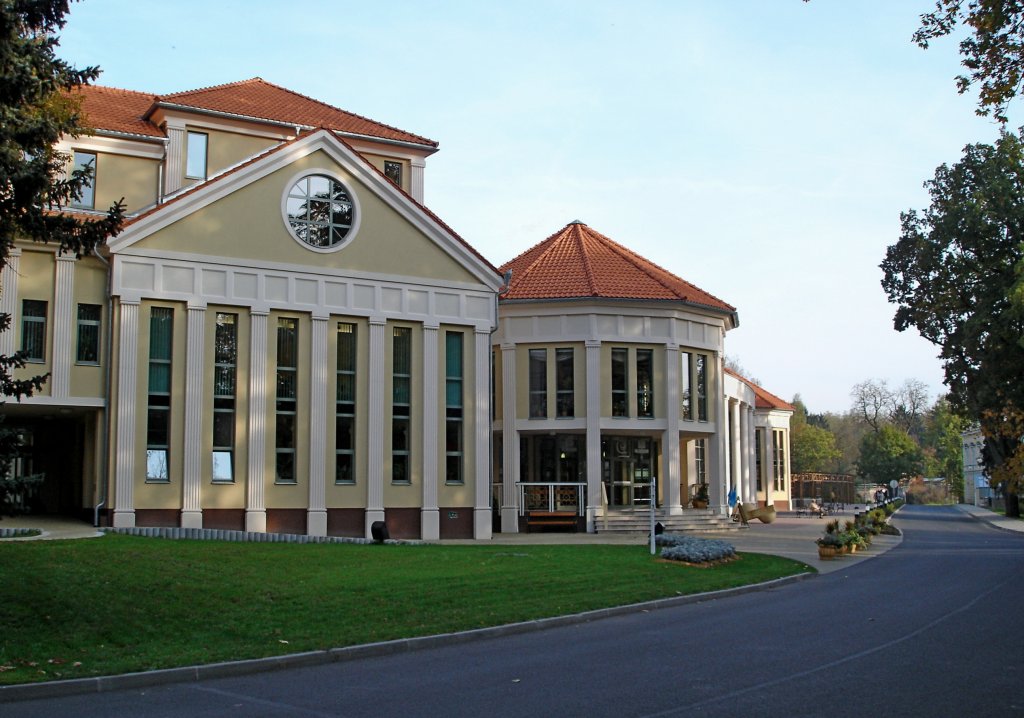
top-left (526, 511), bottom-right (578, 532)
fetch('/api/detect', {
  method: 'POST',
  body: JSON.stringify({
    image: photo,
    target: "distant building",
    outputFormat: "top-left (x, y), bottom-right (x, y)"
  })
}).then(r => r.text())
top-left (962, 424), bottom-right (989, 506)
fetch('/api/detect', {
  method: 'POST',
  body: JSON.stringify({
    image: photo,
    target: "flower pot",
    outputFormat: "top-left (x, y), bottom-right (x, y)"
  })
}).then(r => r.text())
top-left (691, 500), bottom-right (708, 510)
top-left (818, 545), bottom-right (837, 560)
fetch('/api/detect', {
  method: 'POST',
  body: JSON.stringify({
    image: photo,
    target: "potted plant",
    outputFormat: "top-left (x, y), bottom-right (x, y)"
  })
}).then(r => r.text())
top-left (816, 532), bottom-right (843, 559)
top-left (691, 483), bottom-right (709, 509)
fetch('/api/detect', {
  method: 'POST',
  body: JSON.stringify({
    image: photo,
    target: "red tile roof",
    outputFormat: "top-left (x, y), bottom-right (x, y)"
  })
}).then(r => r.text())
top-left (154, 78), bottom-right (437, 147)
top-left (73, 85), bottom-right (162, 138)
top-left (72, 79), bottom-right (436, 148)
top-left (499, 221), bottom-right (735, 312)
top-left (725, 368), bottom-right (795, 411)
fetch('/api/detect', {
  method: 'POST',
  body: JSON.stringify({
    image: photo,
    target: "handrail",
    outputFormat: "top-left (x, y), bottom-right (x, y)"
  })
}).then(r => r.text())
top-left (516, 482), bottom-right (586, 517)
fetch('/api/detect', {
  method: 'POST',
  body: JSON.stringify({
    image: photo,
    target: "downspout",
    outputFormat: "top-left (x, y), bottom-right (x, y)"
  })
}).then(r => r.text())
top-left (93, 248), bottom-right (114, 527)
top-left (488, 271), bottom-right (512, 531)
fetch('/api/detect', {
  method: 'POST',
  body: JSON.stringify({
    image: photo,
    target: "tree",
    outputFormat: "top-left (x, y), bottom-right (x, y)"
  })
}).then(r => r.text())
top-left (924, 397), bottom-right (968, 500)
top-left (0, 1), bottom-right (124, 508)
top-left (850, 379), bottom-right (893, 433)
top-left (881, 131), bottom-right (1024, 516)
top-left (857, 425), bottom-right (926, 488)
top-left (789, 395), bottom-right (842, 473)
top-left (914, 0), bottom-right (1024, 122)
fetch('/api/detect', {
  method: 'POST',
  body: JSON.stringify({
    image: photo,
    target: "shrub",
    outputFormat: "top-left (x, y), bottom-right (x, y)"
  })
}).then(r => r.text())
top-left (657, 534), bottom-right (736, 563)
top-left (816, 532), bottom-right (844, 548)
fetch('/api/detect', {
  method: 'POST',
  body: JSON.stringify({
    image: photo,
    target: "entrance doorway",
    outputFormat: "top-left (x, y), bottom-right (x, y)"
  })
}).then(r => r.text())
top-left (602, 437), bottom-right (658, 509)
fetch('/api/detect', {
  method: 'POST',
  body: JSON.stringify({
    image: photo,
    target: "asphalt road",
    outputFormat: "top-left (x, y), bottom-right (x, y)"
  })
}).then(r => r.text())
top-left (7, 505), bottom-right (1023, 717)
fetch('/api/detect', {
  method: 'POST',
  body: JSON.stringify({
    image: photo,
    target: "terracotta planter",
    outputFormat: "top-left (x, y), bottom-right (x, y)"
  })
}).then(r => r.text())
top-left (818, 545), bottom-right (837, 560)
top-left (691, 500), bottom-right (708, 510)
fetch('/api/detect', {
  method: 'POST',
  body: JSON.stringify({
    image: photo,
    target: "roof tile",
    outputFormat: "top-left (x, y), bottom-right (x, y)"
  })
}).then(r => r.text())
top-left (499, 221), bottom-right (735, 312)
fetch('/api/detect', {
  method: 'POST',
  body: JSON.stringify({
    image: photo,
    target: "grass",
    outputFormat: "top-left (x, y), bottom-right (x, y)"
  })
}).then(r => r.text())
top-left (0, 535), bottom-right (809, 685)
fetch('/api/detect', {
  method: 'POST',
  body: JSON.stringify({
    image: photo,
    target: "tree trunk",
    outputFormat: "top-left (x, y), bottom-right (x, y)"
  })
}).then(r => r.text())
top-left (1005, 492), bottom-right (1020, 518)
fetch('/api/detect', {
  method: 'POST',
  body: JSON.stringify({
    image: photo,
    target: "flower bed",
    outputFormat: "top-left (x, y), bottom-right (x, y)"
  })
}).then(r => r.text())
top-left (656, 534), bottom-right (737, 565)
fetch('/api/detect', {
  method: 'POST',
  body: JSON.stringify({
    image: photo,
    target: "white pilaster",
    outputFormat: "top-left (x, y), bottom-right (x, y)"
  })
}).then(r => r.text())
top-left (473, 327), bottom-right (492, 540)
top-left (112, 300), bottom-right (139, 528)
top-left (585, 339), bottom-right (602, 531)
top-left (739, 403), bottom-right (751, 505)
top-left (164, 125), bottom-right (185, 195)
top-left (365, 317), bottom-right (386, 536)
top-left (731, 399), bottom-right (741, 505)
top-left (664, 344), bottom-right (682, 515)
top-left (181, 304), bottom-right (206, 529)
top-left (421, 323), bottom-right (440, 540)
top-left (765, 426), bottom-right (776, 507)
top-left (50, 254), bottom-right (76, 399)
top-left (744, 406), bottom-right (755, 505)
top-left (500, 342), bottom-right (519, 533)
top-left (307, 315), bottom-right (329, 536)
top-left (0, 248), bottom-right (20, 357)
top-left (245, 310), bottom-right (269, 533)
top-left (410, 157), bottom-right (426, 204)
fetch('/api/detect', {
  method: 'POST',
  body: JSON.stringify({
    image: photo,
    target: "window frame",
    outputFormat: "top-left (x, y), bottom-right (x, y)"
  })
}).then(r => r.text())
top-left (275, 317), bottom-right (299, 485)
top-left (186, 131), bottom-right (209, 180)
top-left (20, 300), bottom-right (47, 363)
top-left (391, 326), bottom-right (412, 484)
top-left (636, 348), bottom-right (654, 418)
top-left (146, 307), bottom-right (174, 483)
top-left (555, 348), bottom-right (574, 418)
top-left (445, 331), bottom-right (464, 485)
top-left (281, 169), bottom-right (361, 253)
top-left (611, 348), bottom-right (629, 417)
top-left (212, 312), bottom-right (237, 483)
top-left (75, 303), bottom-right (101, 365)
top-left (383, 160), bottom-right (402, 187)
top-left (335, 322), bottom-right (357, 485)
top-left (70, 150), bottom-right (96, 209)
top-left (528, 348), bottom-right (547, 419)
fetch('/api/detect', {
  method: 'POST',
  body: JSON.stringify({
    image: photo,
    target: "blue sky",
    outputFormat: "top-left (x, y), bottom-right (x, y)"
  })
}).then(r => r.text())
top-left (57, 1), bottom-right (1020, 413)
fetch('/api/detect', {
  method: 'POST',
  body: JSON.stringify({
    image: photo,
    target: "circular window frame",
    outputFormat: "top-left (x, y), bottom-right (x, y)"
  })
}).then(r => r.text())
top-left (280, 169), bottom-right (362, 253)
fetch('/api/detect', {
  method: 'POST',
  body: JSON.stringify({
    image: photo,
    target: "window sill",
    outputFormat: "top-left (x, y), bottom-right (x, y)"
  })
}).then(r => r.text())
top-left (335, 481), bottom-right (356, 486)
top-left (75, 362), bottom-right (101, 367)
top-left (391, 481), bottom-right (412, 486)
top-left (145, 479), bottom-right (171, 484)
top-left (211, 479), bottom-right (234, 485)
top-left (274, 480), bottom-right (298, 486)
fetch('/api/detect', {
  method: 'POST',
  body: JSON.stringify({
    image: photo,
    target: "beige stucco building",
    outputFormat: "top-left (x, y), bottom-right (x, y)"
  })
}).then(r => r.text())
top-left (2, 79), bottom-right (792, 538)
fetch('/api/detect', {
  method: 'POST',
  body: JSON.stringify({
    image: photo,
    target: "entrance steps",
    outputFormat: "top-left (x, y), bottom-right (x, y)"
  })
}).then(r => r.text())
top-left (596, 509), bottom-right (741, 534)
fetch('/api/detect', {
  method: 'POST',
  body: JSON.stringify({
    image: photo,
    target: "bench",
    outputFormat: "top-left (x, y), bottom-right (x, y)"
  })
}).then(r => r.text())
top-left (526, 511), bottom-right (578, 532)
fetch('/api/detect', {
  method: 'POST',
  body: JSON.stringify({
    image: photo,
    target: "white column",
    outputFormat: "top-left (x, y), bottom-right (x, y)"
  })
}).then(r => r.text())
top-left (181, 304), bottom-right (206, 528)
top-left (112, 300), bottom-right (139, 528)
top-left (307, 315), bottom-right (329, 536)
top-left (164, 124), bottom-right (185, 195)
top-left (50, 254), bottom-right (76, 399)
top-left (421, 323), bottom-right (440, 540)
top-left (731, 399), bottom-right (741, 506)
top-left (664, 344), bottom-right (682, 515)
top-left (500, 342), bottom-right (519, 533)
top-left (745, 406), bottom-right (756, 505)
top-left (0, 248), bottom-right (20, 357)
top-left (245, 310), bottom-right (269, 532)
top-left (473, 328), bottom-right (492, 539)
top-left (365, 317), bottom-right (386, 536)
top-left (410, 157), bottom-right (426, 204)
top-left (585, 339), bottom-right (602, 531)
top-left (765, 426), bottom-right (776, 507)
top-left (739, 403), bottom-right (751, 505)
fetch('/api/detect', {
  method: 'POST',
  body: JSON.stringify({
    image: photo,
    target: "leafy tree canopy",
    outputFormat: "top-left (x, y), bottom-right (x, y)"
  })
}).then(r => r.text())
top-left (881, 130), bottom-right (1024, 514)
top-left (914, 0), bottom-right (1024, 122)
top-left (857, 425), bottom-right (926, 487)
top-left (0, 0), bottom-right (124, 399)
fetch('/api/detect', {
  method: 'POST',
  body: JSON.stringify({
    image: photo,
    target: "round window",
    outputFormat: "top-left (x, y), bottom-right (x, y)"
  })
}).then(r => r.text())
top-left (284, 174), bottom-right (355, 249)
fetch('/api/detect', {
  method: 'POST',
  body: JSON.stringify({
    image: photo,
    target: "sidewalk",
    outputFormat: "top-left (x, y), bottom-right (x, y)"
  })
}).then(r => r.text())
top-left (954, 503), bottom-right (1024, 533)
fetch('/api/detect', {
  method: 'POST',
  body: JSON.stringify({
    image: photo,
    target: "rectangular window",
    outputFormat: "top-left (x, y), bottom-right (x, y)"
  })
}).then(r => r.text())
top-left (146, 307), bottom-right (173, 482)
top-left (212, 313), bottom-right (237, 483)
top-left (75, 304), bottom-right (101, 364)
top-left (695, 438), bottom-right (707, 484)
top-left (275, 318), bottom-right (298, 484)
top-left (384, 160), bottom-right (402, 187)
top-left (755, 428), bottom-right (764, 492)
top-left (611, 348), bottom-right (628, 417)
top-left (636, 348), bottom-right (654, 418)
top-left (680, 351), bottom-right (693, 421)
top-left (773, 429), bottom-right (786, 492)
top-left (696, 353), bottom-right (708, 422)
top-left (336, 322), bottom-right (356, 484)
top-left (392, 326), bottom-right (411, 484)
top-left (20, 300), bottom-right (47, 362)
top-left (186, 132), bottom-right (208, 180)
top-left (528, 348), bottom-right (547, 418)
top-left (555, 348), bottom-right (574, 418)
top-left (71, 151), bottom-right (96, 209)
top-left (445, 332), bottom-right (464, 484)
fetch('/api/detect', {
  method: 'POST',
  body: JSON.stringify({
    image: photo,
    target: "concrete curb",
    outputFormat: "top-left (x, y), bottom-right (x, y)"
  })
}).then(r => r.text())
top-left (0, 570), bottom-right (815, 704)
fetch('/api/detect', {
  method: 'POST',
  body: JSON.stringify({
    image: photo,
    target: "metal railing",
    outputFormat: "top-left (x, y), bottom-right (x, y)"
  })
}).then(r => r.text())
top-left (516, 482), bottom-right (587, 516)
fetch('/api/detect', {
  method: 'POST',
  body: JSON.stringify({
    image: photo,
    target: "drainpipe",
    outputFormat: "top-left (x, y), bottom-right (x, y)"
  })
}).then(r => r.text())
top-left (93, 247), bottom-right (114, 527)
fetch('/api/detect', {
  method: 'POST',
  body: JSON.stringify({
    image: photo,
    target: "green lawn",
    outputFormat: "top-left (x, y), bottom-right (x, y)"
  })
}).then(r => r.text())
top-left (0, 535), bottom-right (809, 684)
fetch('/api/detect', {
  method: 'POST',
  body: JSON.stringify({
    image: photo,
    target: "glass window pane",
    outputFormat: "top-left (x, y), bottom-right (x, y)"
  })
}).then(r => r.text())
top-left (71, 151), bottom-right (95, 208)
top-left (212, 451), bottom-right (233, 482)
top-left (186, 132), bottom-right (207, 179)
top-left (146, 449), bottom-right (168, 481)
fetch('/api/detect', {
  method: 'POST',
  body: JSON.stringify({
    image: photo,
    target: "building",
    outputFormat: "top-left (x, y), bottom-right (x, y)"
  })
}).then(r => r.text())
top-left (2, 80), bottom-right (792, 537)
top-left (491, 221), bottom-right (792, 533)
top-left (3, 79), bottom-right (503, 539)
top-left (962, 424), bottom-right (988, 505)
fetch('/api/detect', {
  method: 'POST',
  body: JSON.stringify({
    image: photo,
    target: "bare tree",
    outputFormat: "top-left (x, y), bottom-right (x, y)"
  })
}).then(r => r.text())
top-left (850, 379), bottom-right (893, 433)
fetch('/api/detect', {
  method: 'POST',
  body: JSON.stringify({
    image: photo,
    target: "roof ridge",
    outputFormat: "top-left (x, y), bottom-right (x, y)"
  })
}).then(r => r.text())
top-left (158, 77), bottom-right (265, 100)
top-left (573, 223), bottom-right (600, 296)
top-left (505, 224), bottom-right (574, 291)
top-left (77, 84), bottom-right (158, 99)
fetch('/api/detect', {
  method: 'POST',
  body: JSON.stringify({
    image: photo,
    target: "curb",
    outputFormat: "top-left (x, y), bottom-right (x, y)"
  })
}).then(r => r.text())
top-left (0, 571), bottom-right (814, 703)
